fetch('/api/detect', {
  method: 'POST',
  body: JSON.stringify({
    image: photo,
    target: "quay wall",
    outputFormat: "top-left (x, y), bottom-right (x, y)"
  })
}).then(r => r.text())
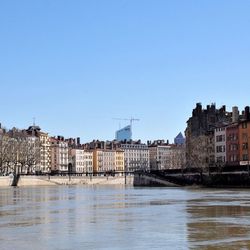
top-left (133, 173), bottom-right (179, 187)
top-left (0, 176), bottom-right (12, 187)
top-left (0, 175), bottom-right (134, 187)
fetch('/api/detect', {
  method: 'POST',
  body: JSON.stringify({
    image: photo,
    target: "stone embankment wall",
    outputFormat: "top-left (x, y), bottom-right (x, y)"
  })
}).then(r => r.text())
top-left (133, 173), bottom-right (179, 187)
top-left (0, 175), bottom-right (134, 187)
top-left (0, 176), bottom-right (13, 187)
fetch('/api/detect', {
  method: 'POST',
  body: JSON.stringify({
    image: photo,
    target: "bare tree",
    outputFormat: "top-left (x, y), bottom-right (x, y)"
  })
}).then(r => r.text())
top-left (0, 128), bottom-right (41, 175)
top-left (16, 136), bottom-right (29, 173)
top-left (0, 133), bottom-right (10, 174)
top-left (169, 145), bottom-right (186, 171)
top-left (26, 137), bottom-right (41, 173)
top-left (4, 137), bottom-right (19, 174)
top-left (186, 135), bottom-right (211, 173)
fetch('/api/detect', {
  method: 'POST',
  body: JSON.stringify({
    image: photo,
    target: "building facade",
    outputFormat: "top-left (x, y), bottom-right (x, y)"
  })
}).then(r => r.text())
top-left (214, 126), bottom-right (227, 164)
top-left (148, 140), bottom-right (186, 170)
top-left (39, 132), bottom-right (51, 173)
top-left (239, 120), bottom-right (250, 165)
top-left (226, 123), bottom-right (239, 165)
top-left (50, 136), bottom-right (69, 172)
top-left (93, 149), bottom-right (116, 174)
top-left (70, 149), bottom-right (93, 173)
top-left (115, 150), bottom-right (125, 172)
top-left (185, 103), bottom-right (231, 169)
top-left (148, 140), bottom-right (170, 170)
top-left (119, 141), bottom-right (149, 172)
top-left (168, 144), bottom-right (186, 169)
top-left (149, 144), bottom-right (171, 170)
top-left (83, 151), bottom-right (93, 173)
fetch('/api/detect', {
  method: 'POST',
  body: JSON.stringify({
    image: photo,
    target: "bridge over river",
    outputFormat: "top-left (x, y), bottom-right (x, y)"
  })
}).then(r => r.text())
top-left (134, 167), bottom-right (250, 188)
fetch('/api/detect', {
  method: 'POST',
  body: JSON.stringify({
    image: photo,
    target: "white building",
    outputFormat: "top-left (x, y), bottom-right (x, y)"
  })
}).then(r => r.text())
top-left (70, 149), bottom-right (93, 173)
top-left (214, 126), bottom-right (227, 164)
top-left (39, 132), bottom-right (51, 173)
top-left (26, 126), bottom-right (51, 173)
top-left (149, 145), bottom-right (172, 170)
top-left (50, 137), bottom-right (69, 172)
top-left (119, 142), bottom-right (149, 172)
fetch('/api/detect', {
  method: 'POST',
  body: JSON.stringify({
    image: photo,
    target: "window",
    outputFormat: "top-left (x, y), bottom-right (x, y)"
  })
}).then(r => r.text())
top-left (243, 143), bottom-right (248, 150)
top-left (230, 155), bottom-right (237, 162)
top-left (216, 156), bottom-right (223, 163)
top-left (216, 145), bottom-right (225, 153)
top-left (243, 154), bottom-right (249, 161)
top-left (242, 122), bottom-right (247, 129)
top-left (216, 135), bottom-right (225, 142)
top-left (231, 144), bottom-right (238, 151)
top-left (242, 133), bottom-right (248, 140)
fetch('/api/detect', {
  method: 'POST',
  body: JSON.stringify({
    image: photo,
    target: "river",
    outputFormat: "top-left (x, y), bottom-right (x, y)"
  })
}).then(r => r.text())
top-left (0, 186), bottom-right (250, 250)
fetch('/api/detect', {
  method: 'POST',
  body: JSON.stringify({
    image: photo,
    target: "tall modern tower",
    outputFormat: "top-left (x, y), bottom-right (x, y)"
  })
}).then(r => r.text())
top-left (115, 125), bottom-right (132, 141)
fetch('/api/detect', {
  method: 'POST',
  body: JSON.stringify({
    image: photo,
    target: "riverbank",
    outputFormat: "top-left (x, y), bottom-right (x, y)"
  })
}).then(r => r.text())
top-left (137, 171), bottom-right (250, 188)
top-left (0, 175), bottom-right (134, 187)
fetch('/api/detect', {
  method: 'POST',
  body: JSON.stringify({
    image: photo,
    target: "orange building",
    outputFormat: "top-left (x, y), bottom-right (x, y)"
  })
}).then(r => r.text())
top-left (239, 120), bottom-right (250, 165)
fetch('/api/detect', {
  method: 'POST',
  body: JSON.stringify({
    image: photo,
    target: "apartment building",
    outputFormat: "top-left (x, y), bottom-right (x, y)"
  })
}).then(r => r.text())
top-left (119, 141), bottom-right (149, 172)
top-left (115, 149), bottom-right (125, 172)
top-left (239, 120), bottom-right (250, 165)
top-left (148, 140), bottom-right (171, 170)
top-left (70, 149), bottom-right (93, 173)
top-left (50, 136), bottom-right (69, 172)
top-left (214, 126), bottom-right (227, 164)
top-left (39, 132), bottom-right (51, 173)
top-left (226, 123), bottom-right (239, 165)
top-left (93, 149), bottom-right (114, 173)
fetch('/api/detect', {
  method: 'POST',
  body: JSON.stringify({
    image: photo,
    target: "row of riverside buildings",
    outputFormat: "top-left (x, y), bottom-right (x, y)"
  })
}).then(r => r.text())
top-left (185, 103), bottom-right (250, 169)
top-left (3, 102), bottom-right (247, 175)
top-left (0, 123), bottom-right (185, 175)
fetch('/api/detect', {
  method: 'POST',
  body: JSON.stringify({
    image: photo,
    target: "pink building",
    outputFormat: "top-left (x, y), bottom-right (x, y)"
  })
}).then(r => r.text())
top-left (226, 123), bottom-right (240, 165)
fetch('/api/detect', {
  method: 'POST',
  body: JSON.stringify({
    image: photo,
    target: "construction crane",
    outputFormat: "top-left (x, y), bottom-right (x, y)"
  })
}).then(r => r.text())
top-left (112, 117), bottom-right (140, 139)
top-left (113, 117), bottom-right (140, 128)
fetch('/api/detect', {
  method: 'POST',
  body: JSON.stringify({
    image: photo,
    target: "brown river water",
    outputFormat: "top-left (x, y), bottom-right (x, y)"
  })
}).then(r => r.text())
top-left (0, 186), bottom-right (250, 250)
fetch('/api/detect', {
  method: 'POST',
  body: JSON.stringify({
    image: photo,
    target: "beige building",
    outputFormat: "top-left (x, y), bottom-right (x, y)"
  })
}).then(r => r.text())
top-left (148, 140), bottom-right (186, 170)
top-left (84, 151), bottom-right (93, 173)
top-left (39, 132), bottom-right (51, 173)
top-left (93, 149), bottom-right (124, 174)
top-left (50, 136), bottom-right (69, 172)
top-left (115, 150), bottom-right (125, 172)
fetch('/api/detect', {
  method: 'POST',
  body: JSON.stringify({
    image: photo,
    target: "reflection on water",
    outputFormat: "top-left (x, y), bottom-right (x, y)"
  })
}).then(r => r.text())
top-left (0, 187), bottom-right (250, 249)
top-left (186, 190), bottom-right (250, 249)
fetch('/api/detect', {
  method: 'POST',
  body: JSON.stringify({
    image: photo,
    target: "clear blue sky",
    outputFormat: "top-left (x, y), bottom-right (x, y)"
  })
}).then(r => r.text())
top-left (0, 0), bottom-right (250, 143)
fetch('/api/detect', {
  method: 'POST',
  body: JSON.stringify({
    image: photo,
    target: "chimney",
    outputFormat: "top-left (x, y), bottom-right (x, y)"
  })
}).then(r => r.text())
top-left (211, 103), bottom-right (216, 112)
top-left (77, 137), bottom-right (80, 145)
top-left (232, 106), bottom-right (239, 123)
top-left (245, 106), bottom-right (250, 120)
top-left (196, 103), bottom-right (202, 113)
top-left (220, 105), bottom-right (226, 113)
